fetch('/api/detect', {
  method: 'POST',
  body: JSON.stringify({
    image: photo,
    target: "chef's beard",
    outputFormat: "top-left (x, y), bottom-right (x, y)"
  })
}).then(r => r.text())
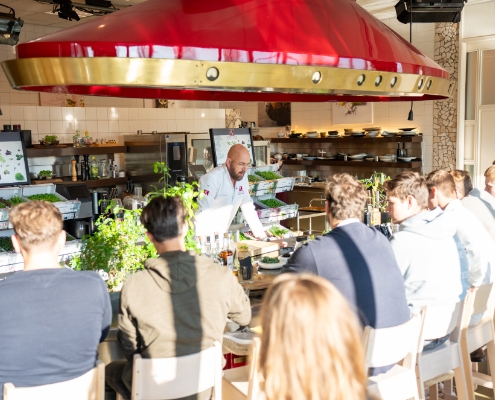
top-left (228, 164), bottom-right (245, 181)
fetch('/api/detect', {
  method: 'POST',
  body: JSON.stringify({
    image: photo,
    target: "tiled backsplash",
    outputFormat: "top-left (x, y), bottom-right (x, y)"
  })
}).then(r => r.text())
top-left (0, 106), bottom-right (225, 145)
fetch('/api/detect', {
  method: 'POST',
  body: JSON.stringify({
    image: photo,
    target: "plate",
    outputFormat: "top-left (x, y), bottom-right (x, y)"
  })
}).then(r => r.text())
top-left (258, 260), bottom-right (285, 269)
top-left (398, 131), bottom-right (417, 136)
top-left (351, 133), bottom-right (365, 137)
top-left (328, 130), bottom-right (339, 134)
top-left (381, 131), bottom-right (397, 136)
top-left (349, 153), bottom-right (367, 159)
top-left (365, 158), bottom-right (375, 161)
top-left (363, 127), bottom-right (381, 131)
top-left (399, 127), bottom-right (417, 131)
top-left (379, 157), bottom-right (393, 162)
top-left (398, 157), bottom-right (416, 162)
top-left (303, 156), bottom-right (316, 160)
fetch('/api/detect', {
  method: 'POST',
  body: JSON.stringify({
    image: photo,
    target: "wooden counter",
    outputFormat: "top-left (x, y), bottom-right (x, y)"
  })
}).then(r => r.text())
top-left (238, 273), bottom-right (276, 292)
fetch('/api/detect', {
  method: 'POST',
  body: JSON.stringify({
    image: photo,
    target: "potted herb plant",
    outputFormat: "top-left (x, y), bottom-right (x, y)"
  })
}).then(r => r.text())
top-left (38, 170), bottom-right (53, 180)
top-left (69, 162), bottom-right (203, 292)
top-left (44, 135), bottom-right (59, 145)
top-left (360, 172), bottom-right (391, 223)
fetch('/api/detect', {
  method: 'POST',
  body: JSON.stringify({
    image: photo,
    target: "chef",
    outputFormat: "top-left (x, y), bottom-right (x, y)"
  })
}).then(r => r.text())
top-left (195, 144), bottom-right (266, 239)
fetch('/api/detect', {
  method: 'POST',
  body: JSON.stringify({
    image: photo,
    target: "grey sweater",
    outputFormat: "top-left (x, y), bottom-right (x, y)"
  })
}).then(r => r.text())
top-left (118, 250), bottom-right (251, 360)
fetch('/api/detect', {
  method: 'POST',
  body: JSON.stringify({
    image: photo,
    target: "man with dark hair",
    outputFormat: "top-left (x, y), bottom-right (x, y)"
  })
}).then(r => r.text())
top-left (105, 195), bottom-right (251, 400)
top-left (284, 173), bottom-right (410, 375)
top-left (0, 201), bottom-right (111, 399)
top-left (385, 171), bottom-right (467, 350)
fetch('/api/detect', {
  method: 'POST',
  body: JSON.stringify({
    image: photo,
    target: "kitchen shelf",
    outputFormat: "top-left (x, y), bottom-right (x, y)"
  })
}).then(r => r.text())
top-left (58, 177), bottom-right (129, 188)
top-left (270, 136), bottom-right (423, 143)
top-left (283, 159), bottom-right (423, 168)
top-left (26, 145), bottom-right (127, 158)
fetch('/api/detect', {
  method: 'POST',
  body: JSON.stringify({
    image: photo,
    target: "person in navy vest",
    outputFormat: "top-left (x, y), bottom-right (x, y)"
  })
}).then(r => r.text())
top-left (283, 173), bottom-right (410, 375)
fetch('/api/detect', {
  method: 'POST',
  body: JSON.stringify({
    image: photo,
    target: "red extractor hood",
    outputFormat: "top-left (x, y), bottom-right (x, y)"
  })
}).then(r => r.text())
top-left (2, 0), bottom-right (452, 102)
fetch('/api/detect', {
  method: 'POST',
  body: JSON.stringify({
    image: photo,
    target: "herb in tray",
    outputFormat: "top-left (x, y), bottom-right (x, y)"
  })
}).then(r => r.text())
top-left (255, 171), bottom-right (281, 180)
top-left (0, 237), bottom-right (14, 252)
top-left (248, 174), bottom-right (262, 182)
top-left (269, 226), bottom-right (289, 237)
top-left (259, 199), bottom-right (284, 208)
top-left (9, 195), bottom-right (26, 205)
top-left (261, 256), bottom-right (280, 264)
top-left (27, 194), bottom-right (61, 203)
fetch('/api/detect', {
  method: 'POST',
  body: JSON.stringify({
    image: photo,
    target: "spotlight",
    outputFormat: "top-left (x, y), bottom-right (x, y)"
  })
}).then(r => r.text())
top-left (56, 0), bottom-right (80, 21)
top-left (0, 4), bottom-right (23, 46)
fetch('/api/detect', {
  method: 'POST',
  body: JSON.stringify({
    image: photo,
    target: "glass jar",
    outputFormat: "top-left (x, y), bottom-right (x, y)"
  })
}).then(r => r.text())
top-left (90, 156), bottom-right (99, 180)
top-left (123, 186), bottom-right (146, 210)
top-left (98, 159), bottom-right (108, 179)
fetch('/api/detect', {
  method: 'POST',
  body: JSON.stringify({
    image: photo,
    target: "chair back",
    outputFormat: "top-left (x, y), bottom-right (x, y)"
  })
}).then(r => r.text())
top-left (472, 282), bottom-right (495, 316)
top-left (363, 312), bottom-right (423, 370)
top-left (3, 361), bottom-right (104, 400)
top-left (132, 341), bottom-right (222, 400)
top-left (247, 337), bottom-right (262, 400)
top-left (422, 302), bottom-right (462, 341)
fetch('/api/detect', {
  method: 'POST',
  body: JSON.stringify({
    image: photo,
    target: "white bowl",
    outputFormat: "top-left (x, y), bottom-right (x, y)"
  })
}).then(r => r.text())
top-left (307, 133), bottom-right (319, 138)
top-left (277, 132), bottom-right (285, 138)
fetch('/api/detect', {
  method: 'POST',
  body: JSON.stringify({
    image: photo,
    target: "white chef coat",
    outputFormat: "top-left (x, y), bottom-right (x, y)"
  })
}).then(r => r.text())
top-left (195, 165), bottom-right (265, 238)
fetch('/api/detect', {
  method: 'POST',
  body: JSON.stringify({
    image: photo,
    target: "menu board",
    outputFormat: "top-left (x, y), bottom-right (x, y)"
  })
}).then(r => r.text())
top-left (0, 132), bottom-right (31, 186)
top-left (209, 128), bottom-right (256, 167)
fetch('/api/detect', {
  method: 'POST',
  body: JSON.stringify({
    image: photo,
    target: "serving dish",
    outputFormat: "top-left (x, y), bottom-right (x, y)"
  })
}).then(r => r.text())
top-left (303, 156), bottom-right (316, 160)
top-left (381, 131), bottom-right (397, 137)
top-left (306, 132), bottom-right (319, 138)
top-left (365, 157), bottom-right (375, 161)
top-left (397, 131), bottom-right (417, 136)
top-left (398, 157), bottom-right (416, 162)
top-left (258, 260), bottom-right (286, 269)
top-left (351, 132), bottom-right (366, 137)
top-left (363, 127), bottom-right (381, 131)
top-left (399, 127), bottom-right (416, 131)
top-left (349, 153), bottom-right (367, 159)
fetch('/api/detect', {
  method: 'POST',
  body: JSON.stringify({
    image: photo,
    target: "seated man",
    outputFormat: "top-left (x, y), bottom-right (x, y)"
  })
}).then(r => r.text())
top-left (427, 170), bottom-right (494, 291)
top-left (106, 196), bottom-right (251, 400)
top-left (284, 173), bottom-right (410, 336)
top-left (0, 201), bottom-right (111, 398)
top-left (385, 172), bottom-right (467, 349)
top-left (451, 169), bottom-right (495, 242)
top-left (485, 164), bottom-right (495, 199)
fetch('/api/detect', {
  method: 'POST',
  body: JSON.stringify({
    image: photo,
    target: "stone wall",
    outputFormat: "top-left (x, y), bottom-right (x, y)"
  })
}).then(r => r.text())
top-left (433, 23), bottom-right (459, 171)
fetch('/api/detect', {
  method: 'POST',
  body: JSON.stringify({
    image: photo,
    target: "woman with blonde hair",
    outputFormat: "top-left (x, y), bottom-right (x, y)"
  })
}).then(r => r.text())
top-left (259, 273), bottom-right (367, 400)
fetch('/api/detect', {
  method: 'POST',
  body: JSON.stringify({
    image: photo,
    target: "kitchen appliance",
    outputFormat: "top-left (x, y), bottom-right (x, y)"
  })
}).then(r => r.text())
top-left (6, 0), bottom-right (452, 102)
top-left (56, 183), bottom-right (93, 219)
top-left (186, 133), bottom-right (270, 168)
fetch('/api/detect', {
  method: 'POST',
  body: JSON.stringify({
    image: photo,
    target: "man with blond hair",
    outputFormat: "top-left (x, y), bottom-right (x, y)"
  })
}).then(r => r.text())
top-left (284, 174), bottom-right (410, 349)
top-left (0, 201), bottom-right (111, 398)
top-left (427, 170), bottom-right (494, 291)
top-left (451, 170), bottom-right (495, 242)
top-left (485, 164), bottom-right (495, 199)
top-left (385, 172), bottom-right (467, 349)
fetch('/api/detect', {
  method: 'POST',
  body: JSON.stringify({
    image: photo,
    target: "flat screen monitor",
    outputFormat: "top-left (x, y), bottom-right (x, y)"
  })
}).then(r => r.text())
top-left (0, 131), bottom-right (31, 186)
top-left (209, 128), bottom-right (256, 167)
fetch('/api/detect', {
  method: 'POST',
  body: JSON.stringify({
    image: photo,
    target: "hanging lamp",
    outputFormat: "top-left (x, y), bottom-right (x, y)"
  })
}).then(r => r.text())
top-left (2, 0), bottom-right (453, 102)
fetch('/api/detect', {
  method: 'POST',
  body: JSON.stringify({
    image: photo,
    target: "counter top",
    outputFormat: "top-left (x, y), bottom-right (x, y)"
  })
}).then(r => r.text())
top-left (270, 136), bottom-right (423, 143)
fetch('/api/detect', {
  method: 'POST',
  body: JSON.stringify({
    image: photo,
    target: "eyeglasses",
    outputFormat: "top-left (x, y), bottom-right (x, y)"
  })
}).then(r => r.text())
top-left (230, 159), bottom-right (252, 169)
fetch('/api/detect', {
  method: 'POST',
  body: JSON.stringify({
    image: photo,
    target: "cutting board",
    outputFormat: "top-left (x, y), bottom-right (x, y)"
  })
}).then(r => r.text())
top-left (236, 240), bottom-right (279, 258)
top-left (31, 179), bottom-right (64, 184)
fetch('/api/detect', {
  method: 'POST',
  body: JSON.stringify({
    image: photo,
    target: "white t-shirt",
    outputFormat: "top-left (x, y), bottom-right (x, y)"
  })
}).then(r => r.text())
top-left (195, 165), bottom-right (265, 238)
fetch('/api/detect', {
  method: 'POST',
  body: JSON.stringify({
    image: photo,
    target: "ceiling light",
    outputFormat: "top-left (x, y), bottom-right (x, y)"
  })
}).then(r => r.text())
top-left (0, 4), bottom-right (23, 46)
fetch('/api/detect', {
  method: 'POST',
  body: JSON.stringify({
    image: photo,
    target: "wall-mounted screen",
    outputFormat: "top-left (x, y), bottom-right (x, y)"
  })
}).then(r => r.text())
top-left (0, 132), bottom-right (31, 186)
top-left (209, 128), bottom-right (255, 167)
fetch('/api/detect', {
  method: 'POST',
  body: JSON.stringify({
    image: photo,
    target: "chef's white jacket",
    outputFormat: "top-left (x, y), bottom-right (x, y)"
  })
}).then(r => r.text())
top-left (195, 165), bottom-right (265, 238)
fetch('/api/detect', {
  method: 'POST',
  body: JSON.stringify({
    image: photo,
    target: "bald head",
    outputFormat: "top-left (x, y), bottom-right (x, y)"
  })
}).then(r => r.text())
top-left (226, 144), bottom-right (251, 183)
top-left (227, 144), bottom-right (250, 160)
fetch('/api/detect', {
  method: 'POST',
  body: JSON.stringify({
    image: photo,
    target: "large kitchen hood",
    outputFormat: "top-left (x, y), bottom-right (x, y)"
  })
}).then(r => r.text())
top-left (2, 0), bottom-right (452, 102)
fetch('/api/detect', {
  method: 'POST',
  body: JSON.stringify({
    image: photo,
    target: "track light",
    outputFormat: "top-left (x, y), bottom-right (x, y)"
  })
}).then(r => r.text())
top-left (0, 4), bottom-right (23, 46)
top-left (57, 0), bottom-right (80, 21)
